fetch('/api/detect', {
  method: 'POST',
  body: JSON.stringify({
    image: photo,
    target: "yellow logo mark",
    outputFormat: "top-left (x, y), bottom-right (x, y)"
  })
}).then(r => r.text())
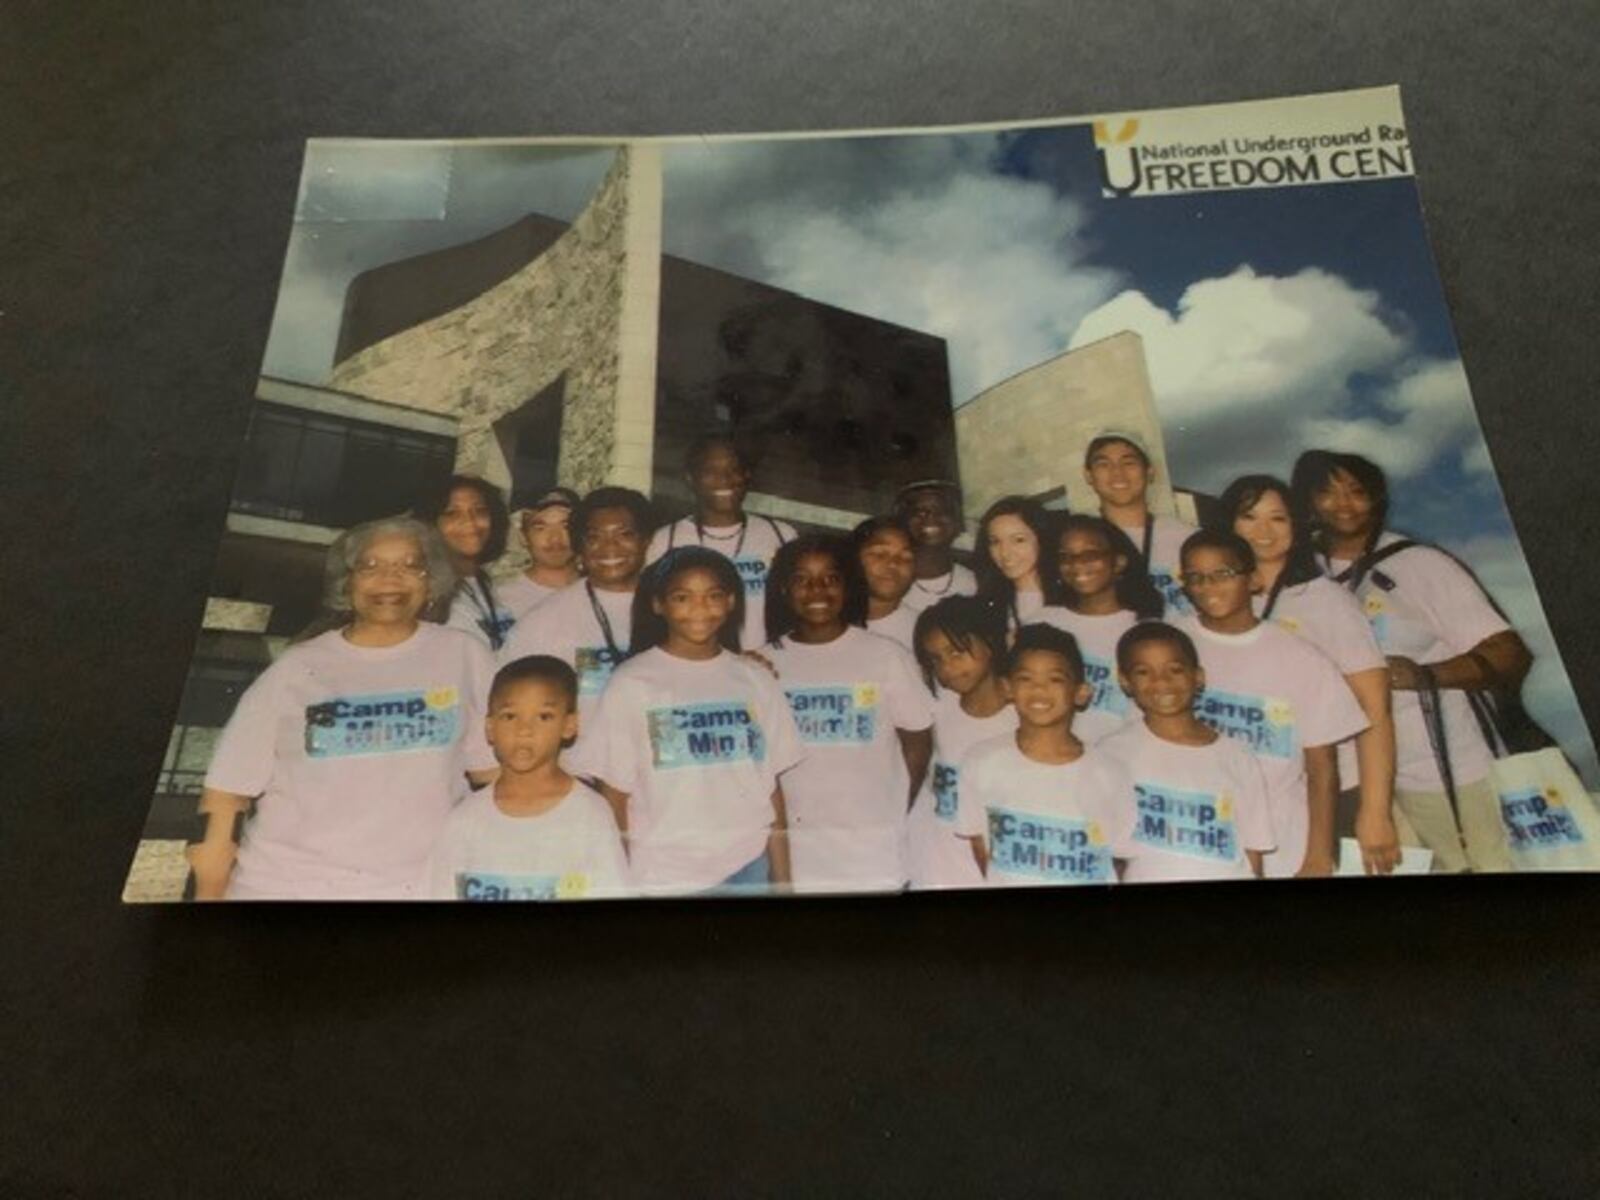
top-left (1087, 821), bottom-right (1106, 846)
top-left (1276, 615), bottom-right (1302, 634)
top-left (1544, 786), bottom-right (1565, 807)
top-left (1363, 594), bottom-right (1387, 617)
top-left (556, 873), bottom-right (590, 899)
top-left (1093, 119), bottom-right (1139, 146)
top-left (425, 686), bottom-right (459, 710)
top-left (1217, 795), bottom-right (1234, 821)
top-left (1265, 698), bottom-right (1294, 727)
top-left (853, 682), bottom-right (879, 709)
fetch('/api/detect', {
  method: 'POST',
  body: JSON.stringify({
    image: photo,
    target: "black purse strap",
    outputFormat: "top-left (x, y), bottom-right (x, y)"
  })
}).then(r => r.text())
top-left (1418, 670), bottom-right (1465, 833)
top-left (1332, 538), bottom-right (1420, 589)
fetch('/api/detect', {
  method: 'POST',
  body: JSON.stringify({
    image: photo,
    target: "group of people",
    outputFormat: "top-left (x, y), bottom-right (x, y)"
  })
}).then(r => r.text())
top-left (186, 428), bottom-right (1532, 900)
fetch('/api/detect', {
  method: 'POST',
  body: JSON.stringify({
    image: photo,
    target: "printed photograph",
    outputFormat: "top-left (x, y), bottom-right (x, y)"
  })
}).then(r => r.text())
top-left (122, 88), bottom-right (1600, 903)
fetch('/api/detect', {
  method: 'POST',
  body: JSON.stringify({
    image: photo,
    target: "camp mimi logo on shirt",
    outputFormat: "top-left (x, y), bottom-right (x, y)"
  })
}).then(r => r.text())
top-left (786, 683), bottom-right (878, 744)
top-left (1196, 689), bottom-right (1296, 759)
top-left (1501, 786), bottom-right (1585, 850)
top-left (734, 555), bottom-right (769, 595)
top-left (931, 759), bottom-right (960, 820)
top-left (456, 871), bottom-right (590, 901)
top-left (1133, 781), bottom-right (1238, 861)
top-left (646, 701), bottom-right (766, 769)
top-left (303, 687), bottom-right (459, 758)
top-left (1152, 570), bottom-right (1191, 616)
top-left (987, 807), bottom-right (1113, 884)
top-left (1081, 653), bottom-right (1131, 718)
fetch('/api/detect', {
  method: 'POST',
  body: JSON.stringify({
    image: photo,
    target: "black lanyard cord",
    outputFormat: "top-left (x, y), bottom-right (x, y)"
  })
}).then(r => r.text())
top-left (585, 581), bottom-right (625, 660)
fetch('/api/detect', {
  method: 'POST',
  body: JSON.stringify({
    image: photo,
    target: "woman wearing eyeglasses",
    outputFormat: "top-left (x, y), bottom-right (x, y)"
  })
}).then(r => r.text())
top-left (187, 518), bottom-right (499, 900)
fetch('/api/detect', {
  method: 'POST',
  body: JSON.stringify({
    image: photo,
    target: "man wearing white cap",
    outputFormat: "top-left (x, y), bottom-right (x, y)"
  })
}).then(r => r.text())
top-left (1084, 432), bottom-right (1196, 616)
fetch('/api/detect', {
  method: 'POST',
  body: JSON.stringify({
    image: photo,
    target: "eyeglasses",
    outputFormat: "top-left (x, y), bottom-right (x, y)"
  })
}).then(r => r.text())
top-left (354, 559), bottom-right (429, 579)
top-left (1181, 566), bottom-right (1247, 588)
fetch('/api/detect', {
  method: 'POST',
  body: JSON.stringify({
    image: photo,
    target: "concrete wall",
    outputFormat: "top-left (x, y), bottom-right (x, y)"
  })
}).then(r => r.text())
top-left (954, 331), bottom-right (1177, 523)
top-left (329, 145), bottom-right (662, 497)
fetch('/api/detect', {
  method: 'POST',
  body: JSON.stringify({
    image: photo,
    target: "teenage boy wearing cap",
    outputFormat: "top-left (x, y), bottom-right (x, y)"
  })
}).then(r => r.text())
top-left (497, 487), bottom-right (583, 621)
top-left (1084, 432), bottom-right (1196, 616)
top-left (894, 480), bottom-right (978, 614)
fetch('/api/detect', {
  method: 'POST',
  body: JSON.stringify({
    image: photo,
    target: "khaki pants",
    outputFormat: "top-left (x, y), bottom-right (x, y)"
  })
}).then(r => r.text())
top-left (1394, 777), bottom-right (1513, 874)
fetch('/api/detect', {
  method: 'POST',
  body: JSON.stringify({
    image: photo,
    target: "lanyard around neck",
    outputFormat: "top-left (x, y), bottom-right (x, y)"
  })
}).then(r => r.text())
top-left (584, 580), bottom-right (625, 659)
top-left (694, 516), bottom-right (747, 559)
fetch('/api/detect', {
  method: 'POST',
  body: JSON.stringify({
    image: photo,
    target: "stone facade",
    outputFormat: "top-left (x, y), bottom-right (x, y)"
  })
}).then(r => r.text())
top-left (329, 145), bottom-right (662, 496)
top-left (954, 331), bottom-right (1179, 523)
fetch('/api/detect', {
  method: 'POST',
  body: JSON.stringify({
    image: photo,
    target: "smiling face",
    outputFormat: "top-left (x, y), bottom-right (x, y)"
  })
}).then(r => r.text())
top-left (1004, 648), bottom-right (1090, 730)
top-left (1181, 544), bottom-right (1254, 625)
top-left (580, 505), bottom-right (646, 590)
top-left (486, 677), bottom-right (578, 774)
top-left (859, 526), bottom-right (916, 605)
top-left (1085, 440), bottom-right (1151, 511)
top-left (785, 551), bottom-right (847, 632)
top-left (687, 442), bottom-right (749, 523)
top-left (654, 565), bottom-right (734, 650)
top-left (985, 513), bottom-right (1041, 586)
top-left (1233, 487), bottom-right (1294, 569)
top-left (900, 487), bottom-right (959, 550)
top-left (1057, 526), bottom-right (1123, 602)
top-left (919, 626), bottom-right (995, 697)
top-left (348, 532), bottom-right (431, 628)
top-left (1119, 637), bottom-right (1204, 721)
top-left (521, 504), bottom-right (574, 572)
top-left (437, 484), bottom-right (493, 565)
top-left (1311, 468), bottom-right (1378, 542)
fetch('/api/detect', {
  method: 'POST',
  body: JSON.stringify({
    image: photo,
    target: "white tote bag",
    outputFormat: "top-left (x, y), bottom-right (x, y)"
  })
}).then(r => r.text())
top-left (1463, 691), bottom-right (1600, 872)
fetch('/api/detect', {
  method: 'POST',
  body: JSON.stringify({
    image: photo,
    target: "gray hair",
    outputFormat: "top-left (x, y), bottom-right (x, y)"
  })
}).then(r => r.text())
top-left (323, 517), bottom-right (456, 614)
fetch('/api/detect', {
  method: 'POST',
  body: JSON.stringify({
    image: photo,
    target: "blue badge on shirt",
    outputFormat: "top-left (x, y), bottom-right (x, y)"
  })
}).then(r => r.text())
top-left (987, 807), bottom-right (1113, 884)
top-left (574, 646), bottom-right (622, 696)
top-left (1133, 782), bottom-right (1238, 861)
top-left (647, 701), bottom-right (766, 769)
top-left (786, 684), bottom-right (878, 744)
top-left (1196, 688), bottom-right (1296, 759)
top-left (931, 759), bottom-right (960, 820)
top-left (303, 688), bottom-right (460, 758)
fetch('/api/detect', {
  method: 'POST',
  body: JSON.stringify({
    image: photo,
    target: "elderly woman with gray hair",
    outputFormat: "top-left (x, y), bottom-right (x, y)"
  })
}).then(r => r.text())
top-left (188, 517), bottom-right (499, 900)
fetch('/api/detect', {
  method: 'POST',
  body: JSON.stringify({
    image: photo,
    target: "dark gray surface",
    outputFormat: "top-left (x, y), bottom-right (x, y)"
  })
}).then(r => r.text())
top-left (4, 2), bottom-right (1598, 1194)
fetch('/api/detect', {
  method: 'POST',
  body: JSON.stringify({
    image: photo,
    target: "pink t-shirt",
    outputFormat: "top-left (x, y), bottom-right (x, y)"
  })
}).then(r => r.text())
top-left (1112, 513), bottom-right (1195, 616)
top-left (1097, 721), bottom-right (1275, 883)
top-left (425, 779), bottom-right (629, 901)
top-left (647, 515), bottom-right (796, 652)
top-left (954, 736), bottom-right (1137, 887)
top-left (1326, 534), bottom-right (1511, 792)
top-left (494, 573), bottom-right (562, 623)
top-left (497, 580), bottom-right (634, 729)
top-left (1177, 617), bottom-right (1368, 877)
top-left (205, 623), bottom-right (496, 899)
top-left (906, 690), bottom-right (1017, 889)
top-left (900, 563), bottom-right (979, 614)
top-left (763, 626), bottom-right (936, 893)
top-left (1256, 576), bottom-right (1385, 676)
top-left (570, 646), bottom-right (803, 893)
top-left (867, 605), bottom-right (919, 653)
top-left (1033, 606), bottom-right (1138, 744)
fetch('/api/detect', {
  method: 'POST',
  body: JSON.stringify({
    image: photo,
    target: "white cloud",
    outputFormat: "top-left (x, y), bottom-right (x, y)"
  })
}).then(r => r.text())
top-left (1066, 266), bottom-right (1492, 493)
top-left (661, 135), bottom-right (1123, 401)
